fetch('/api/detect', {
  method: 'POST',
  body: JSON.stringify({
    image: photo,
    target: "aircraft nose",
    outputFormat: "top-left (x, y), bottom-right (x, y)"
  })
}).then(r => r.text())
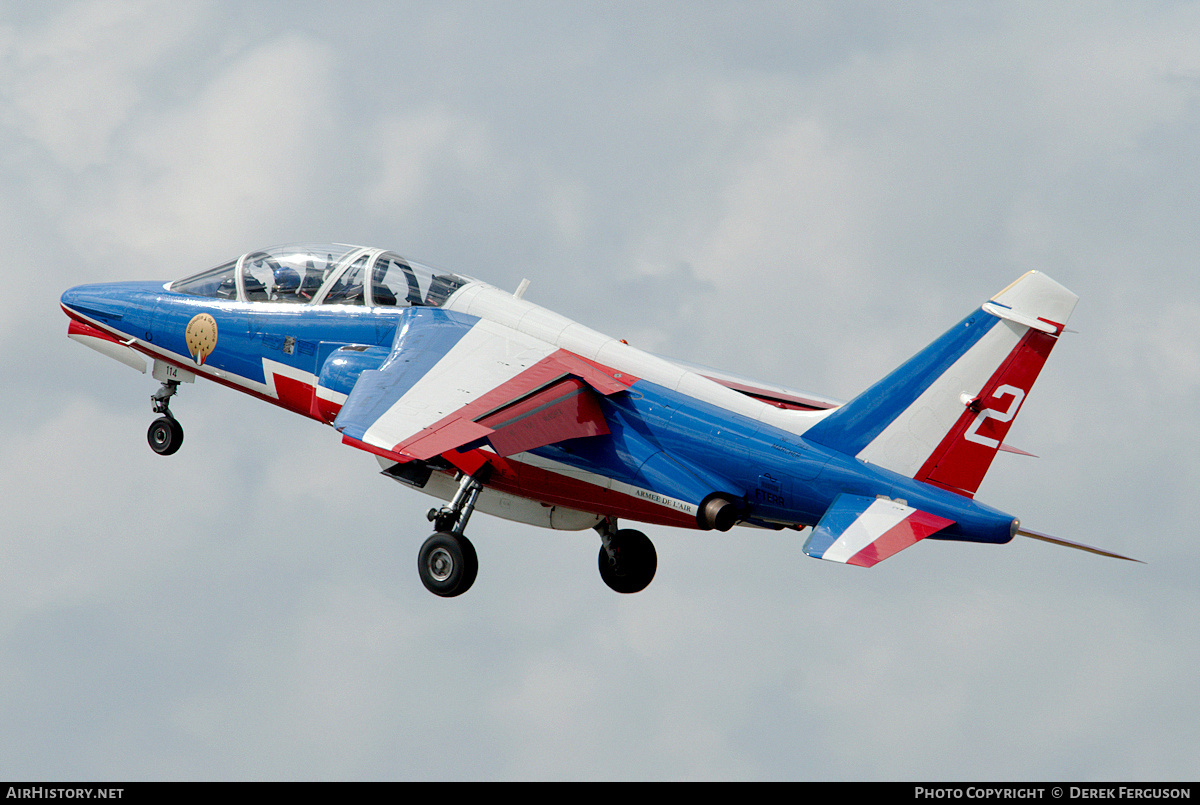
top-left (60, 285), bottom-right (88, 315)
top-left (60, 280), bottom-right (164, 335)
top-left (60, 284), bottom-right (80, 309)
top-left (60, 283), bottom-right (126, 325)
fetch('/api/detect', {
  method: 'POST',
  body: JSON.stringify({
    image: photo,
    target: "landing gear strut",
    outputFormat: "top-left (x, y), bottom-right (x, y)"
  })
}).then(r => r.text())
top-left (596, 516), bottom-right (657, 594)
top-left (147, 380), bottom-right (184, 456)
top-left (418, 470), bottom-right (487, 597)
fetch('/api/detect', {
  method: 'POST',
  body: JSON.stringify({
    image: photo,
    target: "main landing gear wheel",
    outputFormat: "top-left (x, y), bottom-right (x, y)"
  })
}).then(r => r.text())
top-left (598, 528), bottom-right (657, 594)
top-left (418, 532), bottom-right (478, 597)
top-left (416, 470), bottom-right (489, 597)
top-left (147, 416), bottom-right (184, 456)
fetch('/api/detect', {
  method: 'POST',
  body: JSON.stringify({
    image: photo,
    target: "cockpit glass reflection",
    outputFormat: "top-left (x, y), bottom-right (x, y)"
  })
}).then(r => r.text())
top-left (170, 244), bottom-right (472, 308)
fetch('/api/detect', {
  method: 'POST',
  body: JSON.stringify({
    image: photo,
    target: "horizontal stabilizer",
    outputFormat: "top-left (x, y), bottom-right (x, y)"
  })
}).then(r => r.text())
top-left (804, 493), bottom-right (955, 567)
top-left (1017, 527), bottom-right (1142, 563)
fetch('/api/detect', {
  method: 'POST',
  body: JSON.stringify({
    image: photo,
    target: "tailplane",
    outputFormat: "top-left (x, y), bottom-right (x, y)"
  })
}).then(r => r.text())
top-left (804, 272), bottom-right (1077, 497)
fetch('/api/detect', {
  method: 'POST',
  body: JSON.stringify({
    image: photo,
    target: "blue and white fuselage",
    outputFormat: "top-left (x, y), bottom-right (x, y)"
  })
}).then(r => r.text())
top-left (61, 243), bottom-right (1132, 596)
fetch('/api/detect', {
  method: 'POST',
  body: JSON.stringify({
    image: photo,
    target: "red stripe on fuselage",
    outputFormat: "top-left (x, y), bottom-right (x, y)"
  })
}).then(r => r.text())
top-left (446, 449), bottom-right (700, 529)
top-left (343, 433), bottom-right (698, 528)
top-left (64, 304), bottom-right (328, 421)
top-left (67, 317), bottom-right (122, 342)
top-left (273, 373), bottom-right (316, 415)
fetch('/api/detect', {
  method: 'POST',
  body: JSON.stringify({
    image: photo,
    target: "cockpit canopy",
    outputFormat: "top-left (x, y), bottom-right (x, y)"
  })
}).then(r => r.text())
top-left (169, 244), bottom-right (472, 308)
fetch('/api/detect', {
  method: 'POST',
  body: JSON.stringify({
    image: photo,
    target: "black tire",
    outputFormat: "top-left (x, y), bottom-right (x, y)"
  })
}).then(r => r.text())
top-left (459, 535), bottom-right (479, 594)
top-left (147, 416), bottom-right (183, 456)
top-left (598, 528), bottom-right (657, 593)
top-left (418, 532), bottom-right (477, 597)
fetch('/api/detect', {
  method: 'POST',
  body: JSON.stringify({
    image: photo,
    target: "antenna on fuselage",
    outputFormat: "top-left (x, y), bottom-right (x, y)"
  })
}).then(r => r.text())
top-left (514, 278), bottom-right (530, 300)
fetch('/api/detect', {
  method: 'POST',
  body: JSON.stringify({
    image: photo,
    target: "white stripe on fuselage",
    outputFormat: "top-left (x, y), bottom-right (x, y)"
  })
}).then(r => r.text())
top-left (360, 318), bottom-right (557, 451)
top-left (446, 284), bottom-right (834, 439)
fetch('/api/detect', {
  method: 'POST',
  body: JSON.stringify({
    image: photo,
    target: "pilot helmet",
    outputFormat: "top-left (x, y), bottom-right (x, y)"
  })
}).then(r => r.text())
top-left (273, 265), bottom-right (301, 294)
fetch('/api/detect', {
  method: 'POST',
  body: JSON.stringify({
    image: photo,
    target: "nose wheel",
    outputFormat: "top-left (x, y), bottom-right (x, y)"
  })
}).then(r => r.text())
top-left (148, 379), bottom-right (184, 456)
top-left (147, 416), bottom-right (184, 455)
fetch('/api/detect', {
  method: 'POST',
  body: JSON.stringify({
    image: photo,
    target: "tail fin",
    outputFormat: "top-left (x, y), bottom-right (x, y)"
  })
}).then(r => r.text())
top-left (804, 271), bottom-right (1077, 497)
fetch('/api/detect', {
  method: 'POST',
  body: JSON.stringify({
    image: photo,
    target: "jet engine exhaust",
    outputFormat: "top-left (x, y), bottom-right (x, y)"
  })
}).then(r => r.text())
top-left (698, 494), bottom-right (741, 532)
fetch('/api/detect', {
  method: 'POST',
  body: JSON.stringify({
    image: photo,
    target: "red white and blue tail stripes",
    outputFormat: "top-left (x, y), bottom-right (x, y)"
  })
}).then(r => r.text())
top-left (803, 493), bottom-right (955, 567)
top-left (804, 272), bottom-right (1078, 498)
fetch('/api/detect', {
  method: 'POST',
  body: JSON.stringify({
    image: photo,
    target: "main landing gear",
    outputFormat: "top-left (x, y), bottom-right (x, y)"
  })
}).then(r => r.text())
top-left (417, 471), bottom-right (485, 597)
top-left (595, 516), bottom-right (657, 594)
top-left (412, 469), bottom-right (659, 597)
top-left (147, 379), bottom-right (184, 456)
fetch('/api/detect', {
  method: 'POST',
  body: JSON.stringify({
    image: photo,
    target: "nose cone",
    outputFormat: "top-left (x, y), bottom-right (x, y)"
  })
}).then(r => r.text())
top-left (61, 284), bottom-right (103, 316)
top-left (61, 281), bottom-right (162, 324)
top-left (61, 281), bottom-right (167, 352)
top-left (60, 284), bottom-right (83, 311)
top-left (61, 283), bottom-right (125, 327)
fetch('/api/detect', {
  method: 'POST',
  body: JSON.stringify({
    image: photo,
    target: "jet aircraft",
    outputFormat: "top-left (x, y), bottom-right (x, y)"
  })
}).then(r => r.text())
top-left (60, 243), bottom-right (1136, 596)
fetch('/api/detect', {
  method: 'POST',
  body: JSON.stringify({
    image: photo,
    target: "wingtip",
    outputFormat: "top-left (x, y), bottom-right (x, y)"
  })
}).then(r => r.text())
top-left (1016, 528), bottom-right (1144, 563)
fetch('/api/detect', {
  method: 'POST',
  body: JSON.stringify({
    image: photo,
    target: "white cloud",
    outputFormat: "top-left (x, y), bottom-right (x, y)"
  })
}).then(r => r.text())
top-left (689, 119), bottom-right (872, 299)
top-left (74, 31), bottom-right (338, 260)
top-left (0, 0), bottom-right (205, 171)
top-left (366, 109), bottom-right (492, 218)
top-left (0, 398), bottom-right (213, 624)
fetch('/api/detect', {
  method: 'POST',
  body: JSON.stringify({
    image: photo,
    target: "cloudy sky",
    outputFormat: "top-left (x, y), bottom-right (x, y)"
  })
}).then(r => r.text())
top-left (2, 0), bottom-right (1198, 781)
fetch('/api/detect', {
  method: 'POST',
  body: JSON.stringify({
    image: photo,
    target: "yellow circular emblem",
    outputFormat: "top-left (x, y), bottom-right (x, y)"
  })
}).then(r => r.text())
top-left (185, 313), bottom-right (218, 366)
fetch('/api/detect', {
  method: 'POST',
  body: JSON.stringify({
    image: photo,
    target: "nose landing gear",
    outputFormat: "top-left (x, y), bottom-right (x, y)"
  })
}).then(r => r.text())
top-left (148, 379), bottom-right (184, 456)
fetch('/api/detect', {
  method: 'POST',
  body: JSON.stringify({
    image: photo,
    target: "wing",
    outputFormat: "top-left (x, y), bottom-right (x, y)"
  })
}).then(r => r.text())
top-left (334, 307), bottom-right (633, 464)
